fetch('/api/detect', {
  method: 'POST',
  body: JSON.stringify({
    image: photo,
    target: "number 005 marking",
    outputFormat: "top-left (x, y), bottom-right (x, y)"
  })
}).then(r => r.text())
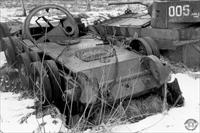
top-left (169, 5), bottom-right (190, 17)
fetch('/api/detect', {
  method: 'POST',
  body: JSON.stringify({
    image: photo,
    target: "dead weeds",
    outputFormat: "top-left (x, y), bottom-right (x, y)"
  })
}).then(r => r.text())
top-left (0, 64), bottom-right (34, 99)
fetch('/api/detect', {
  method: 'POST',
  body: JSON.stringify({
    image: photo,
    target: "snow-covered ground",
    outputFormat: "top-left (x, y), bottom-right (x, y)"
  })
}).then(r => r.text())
top-left (0, 93), bottom-right (69, 133)
top-left (0, 52), bottom-right (6, 68)
top-left (111, 73), bottom-right (200, 133)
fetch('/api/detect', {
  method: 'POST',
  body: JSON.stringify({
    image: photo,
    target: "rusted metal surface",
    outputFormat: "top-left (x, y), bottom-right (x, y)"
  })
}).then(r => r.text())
top-left (33, 36), bottom-right (169, 104)
top-left (36, 38), bottom-right (140, 73)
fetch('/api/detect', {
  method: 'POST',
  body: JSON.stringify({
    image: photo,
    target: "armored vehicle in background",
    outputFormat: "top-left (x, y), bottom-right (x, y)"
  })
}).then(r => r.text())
top-left (92, 0), bottom-right (200, 68)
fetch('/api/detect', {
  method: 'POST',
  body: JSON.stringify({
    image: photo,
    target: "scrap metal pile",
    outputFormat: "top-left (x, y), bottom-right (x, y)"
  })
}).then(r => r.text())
top-left (0, 1), bottom-right (187, 127)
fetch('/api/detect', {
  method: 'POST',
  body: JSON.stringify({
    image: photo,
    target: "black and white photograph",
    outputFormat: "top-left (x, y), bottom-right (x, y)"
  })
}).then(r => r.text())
top-left (0, 0), bottom-right (199, 132)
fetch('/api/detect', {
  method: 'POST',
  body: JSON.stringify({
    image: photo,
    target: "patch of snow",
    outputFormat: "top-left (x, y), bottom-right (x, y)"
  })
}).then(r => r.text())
top-left (0, 52), bottom-right (7, 68)
top-left (111, 73), bottom-right (200, 133)
top-left (0, 92), bottom-right (69, 133)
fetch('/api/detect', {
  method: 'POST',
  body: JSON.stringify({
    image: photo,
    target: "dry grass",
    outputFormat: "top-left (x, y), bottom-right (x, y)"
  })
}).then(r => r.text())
top-left (0, 64), bottom-right (34, 99)
top-left (0, 56), bottom-right (169, 132)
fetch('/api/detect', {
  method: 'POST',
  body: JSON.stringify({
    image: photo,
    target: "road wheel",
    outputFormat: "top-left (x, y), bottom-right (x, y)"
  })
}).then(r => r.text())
top-left (143, 37), bottom-right (160, 57)
top-left (18, 52), bottom-right (32, 89)
top-left (31, 61), bottom-right (53, 105)
top-left (0, 38), bottom-right (6, 51)
top-left (3, 37), bottom-right (19, 67)
top-left (129, 38), bottom-right (153, 55)
top-left (141, 55), bottom-right (170, 85)
top-left (44, 60), bottom-right (62, 105)
top-left (0, 23), bottom-right (11, 38)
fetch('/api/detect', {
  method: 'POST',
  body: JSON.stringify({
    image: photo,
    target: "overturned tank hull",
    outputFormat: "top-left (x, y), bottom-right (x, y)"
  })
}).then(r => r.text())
top-left (0, 4), bottom-right (185, 127)
top-left (33, 38), bottom-right (170, 105)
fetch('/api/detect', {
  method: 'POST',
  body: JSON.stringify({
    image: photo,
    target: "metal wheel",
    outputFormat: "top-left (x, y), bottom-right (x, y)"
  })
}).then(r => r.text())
top-left (141, 55), bottom-right (170, 85)
top-left (31, 61), bottom-right (53, 105)
top-left (22, 4), bottom-right (79, 43)
top-left (0, 23), bottom-right (11, 38)
top-left (129, 38), bottom-right (153, 55)
top-left (0, 38), bottom-right (6, 51)
top-left (2, 37), bottom-right (17, 66)
top-left (143, 37), bottom-right (160, 57)
top-left (44, 60), bottom-right (62, 104)
top-left (18, 52), bottom-right (32, 89)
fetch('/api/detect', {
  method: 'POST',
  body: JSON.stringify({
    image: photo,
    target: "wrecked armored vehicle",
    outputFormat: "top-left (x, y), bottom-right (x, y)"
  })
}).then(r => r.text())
top-left (92, 0), bottom-right (200, 69)
top-left (0, 4), bottom-right (184, 125)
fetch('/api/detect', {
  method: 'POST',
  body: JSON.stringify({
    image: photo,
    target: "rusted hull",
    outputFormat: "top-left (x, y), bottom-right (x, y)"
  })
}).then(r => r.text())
top-left (32, 37), bottom-right (169, 104)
